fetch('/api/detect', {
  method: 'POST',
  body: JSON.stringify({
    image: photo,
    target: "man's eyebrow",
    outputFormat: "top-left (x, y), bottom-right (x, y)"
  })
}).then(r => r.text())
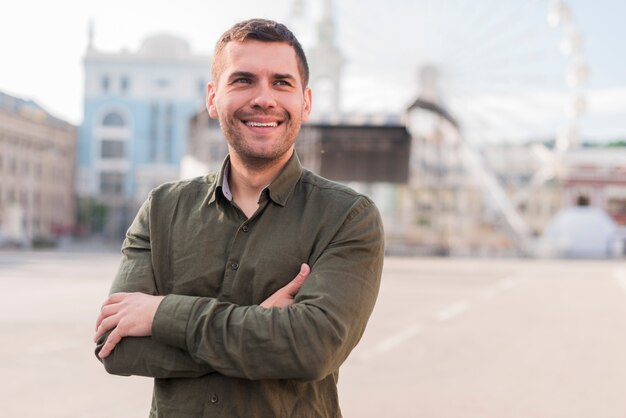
top-left (226, 71), bottom-right (298, 83)
top-left (274, 73), bottom-right (297, 81)
top-left (227, 71), bottom-right (256, 80)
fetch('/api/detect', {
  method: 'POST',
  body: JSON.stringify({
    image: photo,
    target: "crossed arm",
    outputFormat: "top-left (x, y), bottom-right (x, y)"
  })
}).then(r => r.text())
top-left (94, 195), bottom-right (383, 381)
top-left (94, 264), bottom-right (311, 359)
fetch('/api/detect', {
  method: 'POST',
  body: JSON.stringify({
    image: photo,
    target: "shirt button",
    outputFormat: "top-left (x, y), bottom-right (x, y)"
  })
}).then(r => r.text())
top-left (210, 394), bottom-right (219, 404)
top-left (242, 225), bottom-right (249, 232)
top-left (231, 262), bottom-right (239, 270)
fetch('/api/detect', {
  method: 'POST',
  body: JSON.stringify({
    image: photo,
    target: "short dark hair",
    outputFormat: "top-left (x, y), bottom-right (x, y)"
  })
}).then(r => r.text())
top-left (211, 19), bottom-right (309, 89)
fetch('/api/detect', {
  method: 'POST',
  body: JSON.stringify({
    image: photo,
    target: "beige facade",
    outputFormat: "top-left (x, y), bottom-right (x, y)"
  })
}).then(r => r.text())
top-left (0, 92), bottom-right (76, 245)
top-left (561, 148), bottom-right (626, 225)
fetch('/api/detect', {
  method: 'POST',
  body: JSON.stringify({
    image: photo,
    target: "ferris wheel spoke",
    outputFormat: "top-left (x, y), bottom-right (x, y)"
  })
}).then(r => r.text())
top-left (333, 0), bottom-right (586, 153)
top-left (445, 0), bottom-right (533, 64)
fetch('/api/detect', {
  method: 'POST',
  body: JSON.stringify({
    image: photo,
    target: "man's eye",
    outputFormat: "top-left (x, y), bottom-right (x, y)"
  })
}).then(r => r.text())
top-left (274, 80), bottom-right (291, 86)
top-left (234, 78), bottom-right (251, 84)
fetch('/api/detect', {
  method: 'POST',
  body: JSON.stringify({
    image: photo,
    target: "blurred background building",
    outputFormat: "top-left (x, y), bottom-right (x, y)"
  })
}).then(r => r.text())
top-left (1, 0), bottom-right (624, 257)
top-left (76, 29), bottom-right (210, 237)
top-left (79, 0), bottom-right (626, 257)
top-left (0, 91), bottom-right (76, 247)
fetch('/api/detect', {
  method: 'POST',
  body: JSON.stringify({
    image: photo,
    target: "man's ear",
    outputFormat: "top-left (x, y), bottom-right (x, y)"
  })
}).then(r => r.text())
top-left (206, 82), bottom-right (218, 119)
top-left (302, 87), bottom-right (312, 122)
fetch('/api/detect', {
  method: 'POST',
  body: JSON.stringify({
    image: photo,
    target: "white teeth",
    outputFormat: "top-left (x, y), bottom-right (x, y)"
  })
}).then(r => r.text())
top-left (246, 121), bottom-right (278, 127)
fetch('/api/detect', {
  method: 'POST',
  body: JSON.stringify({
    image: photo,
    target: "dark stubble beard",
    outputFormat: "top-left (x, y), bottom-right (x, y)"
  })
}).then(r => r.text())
top-left (220, 108), bottom-right (302, 171)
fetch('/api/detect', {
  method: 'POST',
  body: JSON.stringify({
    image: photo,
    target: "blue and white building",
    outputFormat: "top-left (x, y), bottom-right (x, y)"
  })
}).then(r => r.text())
top-left (77, 32), bottom-right (210, 236)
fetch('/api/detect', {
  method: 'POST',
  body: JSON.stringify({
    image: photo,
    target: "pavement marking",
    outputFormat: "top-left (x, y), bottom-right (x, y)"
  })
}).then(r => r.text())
top-left (359, 273), bottom-right (524, 360)
top-left (358, 325), bottom-right (422, 360)
top-left (496, 275), bottom-right (519, 290)
top-left (478, 287), bottom-right (498, 300)
top-left (375, 324), bottom-right (422, 352)
top-left (435, 300), bottom-right (470, 322)
top-left (613, 268), bottom-right (626, 292)
top-left (479, 275), bottom-right (522, 300)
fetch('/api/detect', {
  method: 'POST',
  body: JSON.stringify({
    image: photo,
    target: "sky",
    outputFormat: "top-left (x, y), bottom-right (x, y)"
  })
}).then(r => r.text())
top-left (1, 0), bottom-right (625, 142)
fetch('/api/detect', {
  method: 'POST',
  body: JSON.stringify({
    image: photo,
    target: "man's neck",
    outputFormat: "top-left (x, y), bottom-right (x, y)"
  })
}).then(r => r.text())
top-left (227, 150), bottom-right (292, 217)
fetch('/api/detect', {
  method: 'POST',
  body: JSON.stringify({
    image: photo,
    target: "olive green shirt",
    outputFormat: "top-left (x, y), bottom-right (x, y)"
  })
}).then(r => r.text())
top-left (96, 152), bottom-right (384, 418)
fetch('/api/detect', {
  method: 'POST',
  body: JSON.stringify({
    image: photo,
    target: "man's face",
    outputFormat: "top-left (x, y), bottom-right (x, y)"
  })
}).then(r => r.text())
top-left (206, 40), bottom-right (312, 169)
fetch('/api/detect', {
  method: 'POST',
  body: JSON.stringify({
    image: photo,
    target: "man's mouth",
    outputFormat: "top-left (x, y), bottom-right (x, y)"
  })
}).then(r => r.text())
top-left (245, 121), bottom-right (279, 127)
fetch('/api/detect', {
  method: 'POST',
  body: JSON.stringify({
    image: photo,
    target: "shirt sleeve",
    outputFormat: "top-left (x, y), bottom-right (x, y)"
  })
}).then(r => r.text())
top-left (94, 194), bottom-right (215, 379)
top-left (151, 197), bottom-right (384, 381)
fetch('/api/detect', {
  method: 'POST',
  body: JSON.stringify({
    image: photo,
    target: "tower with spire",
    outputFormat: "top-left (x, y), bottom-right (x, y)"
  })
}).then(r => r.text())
top-left (87, 20), bottom-right (94, 51)
top-left (288, 0), bottom-right (315, 49)
top-left (306, 0), bottom-right (344, 117)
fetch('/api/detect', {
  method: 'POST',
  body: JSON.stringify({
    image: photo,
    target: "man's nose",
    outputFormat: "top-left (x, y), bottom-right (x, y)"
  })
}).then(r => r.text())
top-left (251, 83), bottom-right (277, 109)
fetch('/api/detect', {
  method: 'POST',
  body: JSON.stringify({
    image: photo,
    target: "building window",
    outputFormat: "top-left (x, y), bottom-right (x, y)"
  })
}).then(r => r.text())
top-left (608, 199), bottom-right (626, 215)
top-left (165, 102), bottom-right (174, 163)
top-left (102, 112), bottom-right (125, 127)
top-left (198, 79), bottom-right (206, 97)
top-left (101, 75), bottom-right (110, 92)
top-left (121, 76), bottom-right (130, 93)
top-left (155, 78), bottom-right (170, 88)
top-left (101, 139), bottom-right (125, 159)
top-left (100, 172), bottom-right (125, 195)
top-left (150, 102), bottom-right (159, 162)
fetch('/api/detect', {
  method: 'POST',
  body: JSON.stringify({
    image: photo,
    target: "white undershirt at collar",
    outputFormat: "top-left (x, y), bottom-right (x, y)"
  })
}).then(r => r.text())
top-left (221, 164), bottom-right (233, 202)
top-left (221, 162), bottom-right (271, 203)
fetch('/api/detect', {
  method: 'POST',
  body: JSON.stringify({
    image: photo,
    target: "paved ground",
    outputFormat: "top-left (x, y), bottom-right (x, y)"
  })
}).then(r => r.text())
top-left (1, 251), bottom-right (625, 417)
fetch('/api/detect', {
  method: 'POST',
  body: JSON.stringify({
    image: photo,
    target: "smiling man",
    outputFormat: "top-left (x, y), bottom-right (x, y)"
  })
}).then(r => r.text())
top-left (94, 19), bottom-right (384, 418)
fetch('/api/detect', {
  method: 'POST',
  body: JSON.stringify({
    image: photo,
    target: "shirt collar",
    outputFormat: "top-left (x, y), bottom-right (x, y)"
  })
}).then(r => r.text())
top-left (208, 152), bottom-right (303, 207)
top-left (266, 151), bottom-right (303, 207)
top-left (207, 155), bottom-right (230, 206)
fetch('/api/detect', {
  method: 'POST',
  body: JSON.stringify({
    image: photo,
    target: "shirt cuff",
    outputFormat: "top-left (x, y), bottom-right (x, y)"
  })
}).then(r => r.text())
top-left (152, 294), bottom-right (200, 350)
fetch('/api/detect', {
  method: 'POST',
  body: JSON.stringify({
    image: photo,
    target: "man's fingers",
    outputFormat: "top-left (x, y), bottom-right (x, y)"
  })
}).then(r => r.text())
top-left (94, 314), bottom-right (121, 342)
top-left (95, 303), bottom-right (119, 331)
top-left (296, 263), bottom-right (311, 281)
top-left (98, 329), bottom-right (123, 359)
top-left (96, 293), bottom-right (127, 329)
top-left (259, 264), bottom-right (312, 309)
top-left (284, 263), bottom-right (310, 294)
top-left (100, 292), bottom-right (128, 310)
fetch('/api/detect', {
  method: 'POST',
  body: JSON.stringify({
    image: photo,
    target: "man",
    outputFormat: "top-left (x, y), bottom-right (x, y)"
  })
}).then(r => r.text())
top-left (94, 18), bottom-right (384, 418)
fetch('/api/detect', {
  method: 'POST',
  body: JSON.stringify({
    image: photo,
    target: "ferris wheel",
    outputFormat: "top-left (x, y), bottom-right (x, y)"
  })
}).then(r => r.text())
top-left (334, 0), bottom-right (588, 150)
top-left (329, 0), bottom-right (589, 253)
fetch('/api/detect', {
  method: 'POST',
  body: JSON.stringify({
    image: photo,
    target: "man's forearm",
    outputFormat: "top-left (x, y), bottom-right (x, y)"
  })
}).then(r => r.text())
top-left (95, 264), bottom-right (312, 361)
top-left (96, 331), bottom-right (215, 379)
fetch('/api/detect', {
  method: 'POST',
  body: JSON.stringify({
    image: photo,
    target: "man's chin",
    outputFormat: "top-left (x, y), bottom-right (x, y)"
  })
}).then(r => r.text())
top-left (235, 149), bottom-right (293, 170)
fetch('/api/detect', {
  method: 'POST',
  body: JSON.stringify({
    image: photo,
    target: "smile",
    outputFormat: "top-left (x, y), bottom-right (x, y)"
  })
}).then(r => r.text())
top-left (245, 121), bottom-right (280, 127)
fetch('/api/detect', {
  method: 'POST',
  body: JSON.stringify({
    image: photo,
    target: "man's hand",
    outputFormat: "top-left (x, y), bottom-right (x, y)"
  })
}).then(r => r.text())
top-left (94, 292), bottom-right (165, 359)
top-left (94, 265), bottom-right (309, 357)
top-left (261, 263), bottom-right (310, 308)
